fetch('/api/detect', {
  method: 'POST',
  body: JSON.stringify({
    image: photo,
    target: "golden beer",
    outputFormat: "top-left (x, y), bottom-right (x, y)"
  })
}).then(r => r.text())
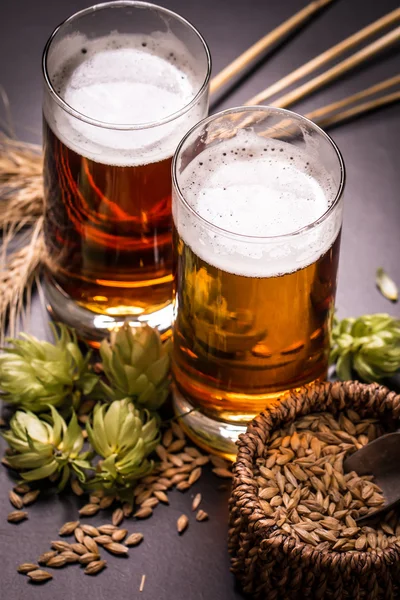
top-left (172, 108), bottom-right (345, 456)
top-left (173, 232), bottom-right (341, 422)
top-left (42, 1), bottom-right (210, 342)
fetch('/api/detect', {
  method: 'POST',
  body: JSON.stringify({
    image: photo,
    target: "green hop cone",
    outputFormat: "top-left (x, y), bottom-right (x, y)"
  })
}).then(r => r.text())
top-left (85, 399), bottom-right (159, 496)
top-left (2, 407), bottom-right (92, 489)
top-left (330, 313), bottom-right (400, 382)
top-left (0, 323), bottom-right (99, 412)
top-left (100, 323), bottom-right (171, 411)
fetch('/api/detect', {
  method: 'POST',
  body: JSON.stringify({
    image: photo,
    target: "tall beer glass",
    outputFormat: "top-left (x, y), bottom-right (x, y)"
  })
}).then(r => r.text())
top-left (42, 1), bottom-right (210, 343)
top-left (172, 106), bottom-right (345, 457)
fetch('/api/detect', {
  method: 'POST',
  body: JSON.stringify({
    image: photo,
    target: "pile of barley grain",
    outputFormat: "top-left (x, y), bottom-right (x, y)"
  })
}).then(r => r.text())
top-left (75, 422), bottom-right (232, 522)
top-left (9, 421), bottom-right (232, 585)
top-left (255, 410), bottom-right (398, 553)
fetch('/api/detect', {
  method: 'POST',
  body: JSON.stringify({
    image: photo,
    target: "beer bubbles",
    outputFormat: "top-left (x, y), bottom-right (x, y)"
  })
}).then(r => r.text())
top-left (174, 132), bottom-right (340, 279)
top-left (46, 31), bottom-right (205, 166)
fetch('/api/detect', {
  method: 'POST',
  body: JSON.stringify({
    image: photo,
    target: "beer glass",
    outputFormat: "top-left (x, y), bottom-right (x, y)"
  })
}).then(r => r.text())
top-left (42, 1), bottom-right (211, 343)
top-left (172, 106), bottom-right (345, 457)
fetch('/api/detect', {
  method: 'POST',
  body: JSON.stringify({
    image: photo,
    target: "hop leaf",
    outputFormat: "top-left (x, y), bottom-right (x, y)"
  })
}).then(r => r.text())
top-left (2, 407), bottom-right (91, 489)
top-left (0, 323), bottom-right (100, 412)
top-left (330, 313), bottom-right (400, 382)
top-left (376, 268), bottom-right (398, 302)
top-left (99, 324), bottom-right (171, 411)
top-left (85, 399), bottom-right (160, 495)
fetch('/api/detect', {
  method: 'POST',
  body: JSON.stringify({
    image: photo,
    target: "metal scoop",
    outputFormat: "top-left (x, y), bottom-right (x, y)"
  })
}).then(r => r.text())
top-left (344, 432), bottom-right (400, 523)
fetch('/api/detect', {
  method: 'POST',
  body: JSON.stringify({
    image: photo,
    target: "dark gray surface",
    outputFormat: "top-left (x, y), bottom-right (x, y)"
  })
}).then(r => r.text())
top-left (0, 0), bottom-right (399, 598)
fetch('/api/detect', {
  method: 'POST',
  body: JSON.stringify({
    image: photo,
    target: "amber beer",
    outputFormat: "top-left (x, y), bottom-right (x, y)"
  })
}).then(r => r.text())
top-left (43, 121), bottom-right (174, 317)
top-left (172, 107), bottom-right (345, 455)
top-left (42, 2), bottom-right (210, 340)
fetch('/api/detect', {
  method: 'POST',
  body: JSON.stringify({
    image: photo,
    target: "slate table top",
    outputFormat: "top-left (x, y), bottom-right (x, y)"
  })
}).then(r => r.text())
top-left (0, 0), bottom-right (399, 598)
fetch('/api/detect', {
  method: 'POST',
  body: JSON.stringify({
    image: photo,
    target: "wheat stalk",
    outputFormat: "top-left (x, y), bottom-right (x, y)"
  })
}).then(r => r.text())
top-left (0, 128), bottom-right (45, 341)
top-left (0, 216), bottom-right (45, 343)
top-left (245, 8), bottom-right (400, 106)
top-left (210, 0), bottom-right (335, 95)
top-left (0, 132), bottom-right (43, 229)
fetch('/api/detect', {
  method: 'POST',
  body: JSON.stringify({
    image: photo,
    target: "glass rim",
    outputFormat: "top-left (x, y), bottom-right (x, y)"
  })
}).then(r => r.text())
top-left (42, 0), bottom-right (212, 131)
top-left (172, 105), bottom-right (346, 243)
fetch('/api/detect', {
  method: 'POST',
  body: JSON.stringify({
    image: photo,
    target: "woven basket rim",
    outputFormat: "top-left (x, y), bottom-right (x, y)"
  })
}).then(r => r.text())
top-left (232, 380), bottom-right (400, 569)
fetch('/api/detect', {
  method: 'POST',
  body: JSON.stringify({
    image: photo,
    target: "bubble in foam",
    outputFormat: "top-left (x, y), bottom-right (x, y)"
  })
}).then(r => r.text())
top-left (45, 32), bottom-right (205, 167)
top-left (174, 132), bottom-right (340, 278)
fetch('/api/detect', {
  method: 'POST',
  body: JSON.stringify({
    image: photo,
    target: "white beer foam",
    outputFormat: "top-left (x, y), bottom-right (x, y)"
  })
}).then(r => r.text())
top-left (174, 133), bottom-right (341, 278)
top-left (45, 32), bottom-right (205, 166)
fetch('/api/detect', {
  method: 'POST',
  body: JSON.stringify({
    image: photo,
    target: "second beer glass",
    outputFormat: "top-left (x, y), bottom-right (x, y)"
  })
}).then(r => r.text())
top-left (42, 1), bottom-right (210, 342)
top-left (172, 107), bottom-right (345, 457)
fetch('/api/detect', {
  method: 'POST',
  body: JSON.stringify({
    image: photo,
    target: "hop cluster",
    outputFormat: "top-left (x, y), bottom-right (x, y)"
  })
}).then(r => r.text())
top-left (331, 314), bottom-right (400, 382)
top-left (100, 323), bottom-right (171, 411)
top-left (86, 399), bottom-right (159, 498)
top-left (0, 323), bottom-right (99, 412)
top-left (3, 407), bottom-right (91, 489)
top-left (0, 322), bottom-right (169, 492)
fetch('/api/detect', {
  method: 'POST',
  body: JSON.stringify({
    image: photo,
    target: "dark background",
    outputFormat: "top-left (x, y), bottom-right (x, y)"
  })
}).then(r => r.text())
top-left (0, 0), bottom-right (399, 598)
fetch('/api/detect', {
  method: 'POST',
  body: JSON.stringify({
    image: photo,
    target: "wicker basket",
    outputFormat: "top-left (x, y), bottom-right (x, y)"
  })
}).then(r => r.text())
top-left (228, 381), bottom-right (400, 600)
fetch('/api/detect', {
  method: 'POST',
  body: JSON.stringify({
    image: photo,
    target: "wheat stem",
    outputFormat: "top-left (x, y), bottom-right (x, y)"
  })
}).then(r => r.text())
top-left (0, 217), bottom-right (45, 342)
top-left (0, 132), bottom-right (43, 228)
